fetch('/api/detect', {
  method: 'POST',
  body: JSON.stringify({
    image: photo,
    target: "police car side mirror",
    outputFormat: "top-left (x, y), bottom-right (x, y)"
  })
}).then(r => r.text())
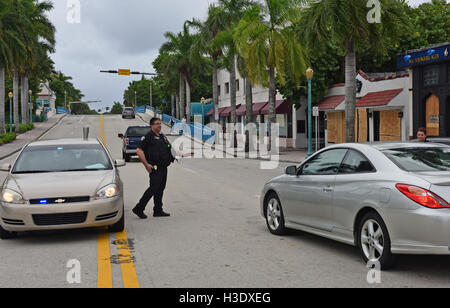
top-left (114, 159), bottom-right (126, 168)
top-left (0, 164), bottom-right (11, 172)
top-left (118, 133), bottom-right (124, 139)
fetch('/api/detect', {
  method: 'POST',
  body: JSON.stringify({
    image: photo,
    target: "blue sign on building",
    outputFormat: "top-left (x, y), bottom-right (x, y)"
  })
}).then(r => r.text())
top-left (397, 43), bottom-right (450, 68)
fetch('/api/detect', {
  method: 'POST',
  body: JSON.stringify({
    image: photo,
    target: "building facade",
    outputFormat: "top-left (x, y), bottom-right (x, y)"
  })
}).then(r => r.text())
top-left (211, 64), bottom-right (307, 149)
top-left (397, 42), bottom-right (450, 138)
top-left (36, 81), bottom-right (56, 110)
top-left (318, 70), bottom-right (411, 145)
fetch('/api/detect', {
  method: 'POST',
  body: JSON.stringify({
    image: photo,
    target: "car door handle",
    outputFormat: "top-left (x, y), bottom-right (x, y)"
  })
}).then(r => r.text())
top-left (323, 187), bottom-right (334, 192)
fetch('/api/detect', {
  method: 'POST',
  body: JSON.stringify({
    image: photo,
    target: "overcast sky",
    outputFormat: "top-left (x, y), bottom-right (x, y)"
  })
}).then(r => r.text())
top-left (47, 0), bottom-right (432, 111)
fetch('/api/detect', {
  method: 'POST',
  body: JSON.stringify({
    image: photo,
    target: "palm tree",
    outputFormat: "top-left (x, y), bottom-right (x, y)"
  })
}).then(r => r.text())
top-left (299, 0), bottom-right (409, 142)
top-left (188, 4), bottom-right (227, 124)
top-left (20, 0), bottom-right (55, 123)
top-left (235, 0), bottom-right (307, 149)
top-left (161, 23), bottom-right (198, 124)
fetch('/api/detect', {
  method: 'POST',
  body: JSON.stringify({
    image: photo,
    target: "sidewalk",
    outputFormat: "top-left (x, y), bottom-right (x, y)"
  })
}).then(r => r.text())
top-left (137, 113), bottom-right (307, 164)
top-left (0, 113), bottom-right (66, 160)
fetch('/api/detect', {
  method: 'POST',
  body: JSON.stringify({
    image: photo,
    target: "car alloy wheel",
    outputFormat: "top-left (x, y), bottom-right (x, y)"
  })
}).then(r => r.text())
top-left (267, 198), bottom-right (281, 231)
top-left (357, 212), bottom-right (395, 270)
top-left (361, 219), bottom-right (384, 262)
top-left (265, 194), bottom-right (287, 235)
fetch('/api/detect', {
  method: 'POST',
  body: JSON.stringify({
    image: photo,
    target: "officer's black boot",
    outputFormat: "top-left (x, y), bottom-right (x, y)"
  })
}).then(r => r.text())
top-left (132, 206), bottom-right (148, 219)
top-left (153, 211), bottom-right (170, 217)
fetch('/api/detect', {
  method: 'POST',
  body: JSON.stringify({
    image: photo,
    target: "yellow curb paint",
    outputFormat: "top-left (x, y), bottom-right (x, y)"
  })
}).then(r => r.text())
top-left (97, 231), bottom-right (113, 288)
top-left (116, 230), bottom-right (140, 288)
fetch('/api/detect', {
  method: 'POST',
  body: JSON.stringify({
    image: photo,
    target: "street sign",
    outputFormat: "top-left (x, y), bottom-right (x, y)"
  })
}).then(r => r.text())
top-left (313, 106), bottom-right (319, 117)
top-left (118, 69), bottom-right (131, 76)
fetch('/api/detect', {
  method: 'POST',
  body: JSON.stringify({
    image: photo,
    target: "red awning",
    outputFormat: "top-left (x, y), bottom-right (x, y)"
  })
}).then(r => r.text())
top-left (219, 107), bottom-right (231, 117)
top-left (356, 89), bottom-right (403, 107)
top-left (317, 96), bottom-right (345, 111)
top-left (260, 100), bottom-right (292, 115)
top-left (236, 102), bottom-right (271, 116)
top-left (221, 105), bottom-right (241, 117)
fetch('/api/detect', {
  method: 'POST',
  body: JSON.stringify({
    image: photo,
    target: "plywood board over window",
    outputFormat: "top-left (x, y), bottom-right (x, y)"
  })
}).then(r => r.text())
top-left (356, 108), bottom-right (368, 143)
top-left (380, 110), bottom-right (402, 141)
top-left (327, 112), bottom-right (346, 144)
top-left (426, 94), bottom-right (440, 137)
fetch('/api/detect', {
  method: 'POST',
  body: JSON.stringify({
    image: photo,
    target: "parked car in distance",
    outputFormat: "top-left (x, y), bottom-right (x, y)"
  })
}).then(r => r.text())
top-left (0, 138), bottom-right (126, 239)
top-left (122, 107), bottom-right (135, 119)
top-left (118, 126), bottom-right (151, 162)
top-left (261, 142), bottom-right (450, 269)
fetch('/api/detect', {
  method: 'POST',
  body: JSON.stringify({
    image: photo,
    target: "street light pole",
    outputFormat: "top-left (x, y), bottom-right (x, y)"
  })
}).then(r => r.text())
top-left (306, 68), bottom-right (314, 158)
top-left (150, 79), bottom-right (153, 108)
top-left (134, 91), bottom-right (137, 110)
top-left (201, 97), bottom-right (206, 126)
top-left (28, 90), bottom-right (33, 124)
top-left (8, 92), bottom-right (13, 133)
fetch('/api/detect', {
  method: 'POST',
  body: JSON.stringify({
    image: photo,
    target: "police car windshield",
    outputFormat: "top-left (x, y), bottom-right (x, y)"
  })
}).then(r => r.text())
top-left (12, 144), bottom-right (113, 174)
top-left (127, 127), bottom-right (151, 137)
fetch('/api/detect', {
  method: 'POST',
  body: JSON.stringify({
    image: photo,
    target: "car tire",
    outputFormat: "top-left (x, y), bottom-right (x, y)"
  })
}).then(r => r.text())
top-left (0, 225), bottom-right (17, 240)
top-left (123, 151), bottom-right (131, 162)
top-left (264, 193), bottom-right (287, 236)
top-left (109, 205), bottom-right (125, 233)
top-left (357, 212), bottom-right (395, 270)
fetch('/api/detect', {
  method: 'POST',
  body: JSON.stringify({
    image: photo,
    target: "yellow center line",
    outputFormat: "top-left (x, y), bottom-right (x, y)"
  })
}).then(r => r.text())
top-left (96, 115), bottom-right (139, 288)
top-left (116, 230), bottom-right (140, 288)
top-left (97, 231), bottom-right (113, 288)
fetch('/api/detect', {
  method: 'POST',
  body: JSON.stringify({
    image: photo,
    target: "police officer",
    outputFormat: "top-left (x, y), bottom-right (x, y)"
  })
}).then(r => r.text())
top-left (132, 118), bottom-right (175, 219)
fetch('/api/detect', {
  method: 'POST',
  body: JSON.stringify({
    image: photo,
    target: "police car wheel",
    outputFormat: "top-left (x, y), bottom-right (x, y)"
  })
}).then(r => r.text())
top-left (123, 151), bottom-right (131, 162)
top-left (109, 205), bottom-right (125, 233)
top-left (0, 225), bottom-right (17, 240)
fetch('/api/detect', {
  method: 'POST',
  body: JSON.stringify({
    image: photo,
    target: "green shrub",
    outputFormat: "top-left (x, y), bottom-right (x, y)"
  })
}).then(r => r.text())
top-left (0, 132), bottom-right (17, 144)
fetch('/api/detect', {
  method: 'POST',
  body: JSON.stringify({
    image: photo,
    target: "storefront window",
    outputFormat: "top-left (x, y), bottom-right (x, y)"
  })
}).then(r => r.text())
top-left (424, 65), bottom-right (439, 86)
top-left (277, 114), bottom-right (288, 137)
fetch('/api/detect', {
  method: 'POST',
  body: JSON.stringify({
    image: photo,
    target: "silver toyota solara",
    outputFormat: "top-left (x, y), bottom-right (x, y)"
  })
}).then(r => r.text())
top-left (260, 142), bottom-right (450, 269)
top-left (0, 138), bottom-right (126, 239)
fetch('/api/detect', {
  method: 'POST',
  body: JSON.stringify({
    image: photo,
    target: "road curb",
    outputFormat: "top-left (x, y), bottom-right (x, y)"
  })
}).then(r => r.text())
top-left (0, 115), bottom-right (66, 161)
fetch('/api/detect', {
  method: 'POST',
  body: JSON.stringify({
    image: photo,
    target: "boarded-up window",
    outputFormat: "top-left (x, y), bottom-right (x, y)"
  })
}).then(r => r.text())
top-left (380, 110), bottom-right (402, 141)
top-left (355, 108), bottom-right (368, 143)
top-left (327, 112), bottom-right (346, 144)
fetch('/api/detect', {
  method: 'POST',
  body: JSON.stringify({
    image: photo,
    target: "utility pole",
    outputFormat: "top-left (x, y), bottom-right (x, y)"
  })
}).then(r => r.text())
top-left (150, 78), bottom-right (153, 108)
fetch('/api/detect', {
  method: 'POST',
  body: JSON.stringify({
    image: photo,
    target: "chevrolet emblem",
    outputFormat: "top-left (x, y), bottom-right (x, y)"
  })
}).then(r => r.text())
top-left (55, 199), bottom-right (66, 204)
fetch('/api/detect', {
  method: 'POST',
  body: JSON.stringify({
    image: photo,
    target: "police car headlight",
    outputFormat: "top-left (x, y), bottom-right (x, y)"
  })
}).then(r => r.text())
top-left (95, 184), bottom-right (119, 200)
top-left (1, 189), bottom-right (25, 204)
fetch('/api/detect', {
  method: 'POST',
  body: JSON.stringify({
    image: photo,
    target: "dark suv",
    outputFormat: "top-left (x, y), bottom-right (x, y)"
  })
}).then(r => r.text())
top-left (118, 126), bottom-right (151, 162)
top-left (122, 107), bottom-right (136, 119)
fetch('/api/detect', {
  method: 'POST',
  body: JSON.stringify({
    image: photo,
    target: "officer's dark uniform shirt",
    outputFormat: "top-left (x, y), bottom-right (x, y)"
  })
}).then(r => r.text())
top-left (138, 130), bottom-right (174, 168)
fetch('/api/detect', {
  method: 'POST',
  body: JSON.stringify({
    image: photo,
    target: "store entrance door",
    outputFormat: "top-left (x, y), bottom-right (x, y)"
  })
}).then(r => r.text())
top-left (426, 94), bottom-right (440, 137)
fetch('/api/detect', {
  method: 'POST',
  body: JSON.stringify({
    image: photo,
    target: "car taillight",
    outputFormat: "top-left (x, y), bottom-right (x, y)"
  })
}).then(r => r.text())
top-left (125, 138), bottom-right (129, 145)
top-left (396, 184), bottom-right (450, 209)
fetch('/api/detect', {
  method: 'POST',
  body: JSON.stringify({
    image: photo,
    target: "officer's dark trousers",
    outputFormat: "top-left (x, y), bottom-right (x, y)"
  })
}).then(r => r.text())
top-left (136, 167), bottom-right (168, 213)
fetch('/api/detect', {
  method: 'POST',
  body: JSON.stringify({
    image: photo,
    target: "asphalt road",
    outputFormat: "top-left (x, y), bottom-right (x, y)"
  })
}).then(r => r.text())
top-left (0, 114), bottom-right (449, 288)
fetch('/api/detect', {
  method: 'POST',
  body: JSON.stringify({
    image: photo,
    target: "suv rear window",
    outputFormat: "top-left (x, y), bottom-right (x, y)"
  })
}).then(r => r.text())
top-left (126, 127), bottom-right (151, 137)
top-left (383, 147), bottom-right (450, 172)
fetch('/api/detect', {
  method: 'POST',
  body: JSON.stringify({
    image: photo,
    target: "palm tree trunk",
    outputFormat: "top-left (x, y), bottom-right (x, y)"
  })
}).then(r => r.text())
top-left (21, 74), bottom-right (27, 124)
top-left (212, 55), bottom-right (219, 124)
top-left (345, 39), bottom-right (357, 143)
top-left (13, 70), bottom-right (19, 132)
top-left (185, 79), bottom-right (191, 124)
top-left (268, 67), bottom-right (277, 151)
top-left (230, 55), bottom-right (237, 149)
top-left (244, 69), bottom-right (253, 153)
top-left (179, 73), bottom-right (185, 119)
top-left (176, 93), bottom-right (180, 119)
top-left (0, 68), bottom-right (5, 134)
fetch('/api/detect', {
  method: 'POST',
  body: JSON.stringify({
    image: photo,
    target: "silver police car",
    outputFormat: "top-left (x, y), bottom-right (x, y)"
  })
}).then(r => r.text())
top-left (0, 138), bottom-right (126, 239)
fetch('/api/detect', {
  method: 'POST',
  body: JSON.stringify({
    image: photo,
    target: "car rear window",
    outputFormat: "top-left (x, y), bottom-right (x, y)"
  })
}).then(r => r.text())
top-left (383, 147), bottom-right (450, 172)
top-left (126, 127), bottom-right (151, 137)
